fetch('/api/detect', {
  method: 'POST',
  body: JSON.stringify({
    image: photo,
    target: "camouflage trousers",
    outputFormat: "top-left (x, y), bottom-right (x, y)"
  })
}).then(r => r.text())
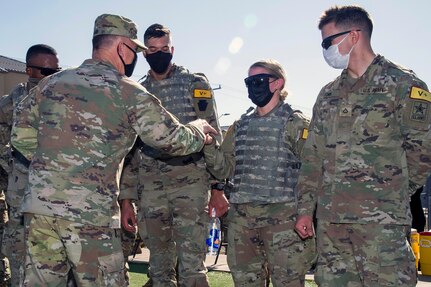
top-left (2, 205), bottom-right (25, 287)
top-left (22, 214), bottom-right (126, 287)
top-left (0, 191), bottom-right (10, 286)
top-left (315, 221), bottom-right (416, 287)
top-left (139, 180), bottom-right (210, 287)
top-left (226, 203), bottom-right (316, 287)
top-left (121, 227), bottom-right (136, 285)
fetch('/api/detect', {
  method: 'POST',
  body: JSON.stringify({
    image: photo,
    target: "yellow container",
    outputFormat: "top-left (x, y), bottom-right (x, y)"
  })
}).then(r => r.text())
top-left (420, 231), bottom-right (431, 275)
top-left (411, 229), bottom-right (419, 269)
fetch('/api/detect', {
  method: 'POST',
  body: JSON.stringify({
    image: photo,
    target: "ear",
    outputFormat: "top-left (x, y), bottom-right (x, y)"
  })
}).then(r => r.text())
top-left (117, 42), bottom-right (126, 58)
top-left (273, 78), bottom-right (284, 92)
top-left (25, 67), bottom-right (32, 77)
top-left (351, 30), bottom-right (360, 45)
top-left (171, 46), bottom-right (175, 56)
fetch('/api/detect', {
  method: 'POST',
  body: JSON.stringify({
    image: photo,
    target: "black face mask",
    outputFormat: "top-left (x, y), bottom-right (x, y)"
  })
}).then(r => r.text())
top-left (244, 74), bottom-right (276, 107)
top-left (118, 43), bottom-right (137, 77)
top-left (145, 51), bottom-right (173, 74)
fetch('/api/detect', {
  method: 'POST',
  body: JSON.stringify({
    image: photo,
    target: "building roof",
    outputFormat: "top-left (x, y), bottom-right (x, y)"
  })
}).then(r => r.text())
top-left (0, 55), bottom-right (26, 73)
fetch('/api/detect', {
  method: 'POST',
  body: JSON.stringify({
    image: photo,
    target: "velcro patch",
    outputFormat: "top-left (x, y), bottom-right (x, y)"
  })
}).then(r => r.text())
top-left (301, 128), bottom-right (308, 140)
top-left (197, 100), bottom-right (208, 111)
top-left (410, 87), bottom-right (431, 103)
top-left (194, 89), bottom-right (212, 98)
top-left (410, 101), bottom-right (429, 122)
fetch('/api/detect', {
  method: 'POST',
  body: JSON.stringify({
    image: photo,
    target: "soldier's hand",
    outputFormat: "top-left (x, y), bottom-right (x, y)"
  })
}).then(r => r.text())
top-left (204, 134), bottom-right (214, 145)
top-left (120, 199), bottom-right (137, 233)
top-left (189, 119), bottom-right (218, 136)
top-left (294, 215), bottom-right (315, 239)
top-left (208, 189), bottom-right (229, 217)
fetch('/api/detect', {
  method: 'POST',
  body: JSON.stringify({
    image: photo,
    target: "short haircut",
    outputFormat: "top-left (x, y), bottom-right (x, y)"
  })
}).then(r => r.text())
top-left (26, 44), bottom-right (57, 64)
top-left (92, 34), bottom-right (118, 51)
top-left (143, 23), bottom-right (171, 43)
top-left (318, 5), bottom-right (373, 38)
top-left (249, 59), bottom-right (288, 101)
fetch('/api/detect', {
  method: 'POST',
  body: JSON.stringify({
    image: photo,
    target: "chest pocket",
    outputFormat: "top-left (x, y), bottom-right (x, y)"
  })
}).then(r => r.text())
top-left (351, 93), bottom-right (398, 147)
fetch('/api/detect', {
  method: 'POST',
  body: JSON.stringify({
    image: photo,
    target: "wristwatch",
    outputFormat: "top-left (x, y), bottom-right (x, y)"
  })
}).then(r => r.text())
top-left (211, 182), bottom-right (225, 191)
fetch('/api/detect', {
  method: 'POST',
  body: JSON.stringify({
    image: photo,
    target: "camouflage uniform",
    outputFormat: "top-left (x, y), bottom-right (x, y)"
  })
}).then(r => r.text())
top-left (296, 55), bottom-right (431, 286)
top-left (11, 54), bottom-right (208, 286)
top-left (120, 65), bottom-right (221, 287)
top-left (0, 81), bottom-right (36, 287)
top-left (0, 169), bottom-right (10, 287)
top-left (204, 102), bottom-right (316, 287)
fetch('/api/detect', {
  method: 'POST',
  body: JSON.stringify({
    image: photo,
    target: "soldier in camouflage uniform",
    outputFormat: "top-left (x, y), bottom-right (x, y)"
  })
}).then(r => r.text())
top-left (294, 6), bottom-right (431, 287)
top-left (120, 23), bottom-right (227, 287)
top-left (204, 59), bottom-right (316, 287)
top-left (0, 44), bottom-right (60, 287)
top-left (10, 14), bottom-right (216, 287)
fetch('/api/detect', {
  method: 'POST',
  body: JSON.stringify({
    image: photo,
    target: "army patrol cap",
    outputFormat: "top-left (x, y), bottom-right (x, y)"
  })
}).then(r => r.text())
top-left (93, 14), bottom-right (147, 52)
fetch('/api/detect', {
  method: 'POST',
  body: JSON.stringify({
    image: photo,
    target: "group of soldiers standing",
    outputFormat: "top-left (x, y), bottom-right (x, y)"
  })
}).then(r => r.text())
top-left (0, 4), bottom-right (430, 287)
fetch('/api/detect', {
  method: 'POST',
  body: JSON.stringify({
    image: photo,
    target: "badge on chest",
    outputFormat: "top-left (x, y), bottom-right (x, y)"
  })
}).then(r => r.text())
top-left (339, 103), bottom-right (352, 117)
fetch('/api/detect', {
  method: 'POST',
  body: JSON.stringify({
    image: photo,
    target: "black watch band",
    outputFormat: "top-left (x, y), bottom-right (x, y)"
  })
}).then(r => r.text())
top-left (211, 183), bottom-right (225, 191)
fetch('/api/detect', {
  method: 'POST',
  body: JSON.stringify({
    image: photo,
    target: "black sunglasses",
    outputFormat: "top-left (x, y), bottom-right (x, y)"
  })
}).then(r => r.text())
top-left (27, 65), bottom-right (61, 76)
top-left (321, 29), bottom-right (361, 50)
top-left (244, 73), bottom-right (276, 88)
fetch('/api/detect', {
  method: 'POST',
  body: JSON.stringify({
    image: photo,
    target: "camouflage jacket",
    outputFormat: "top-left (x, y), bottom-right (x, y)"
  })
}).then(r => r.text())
top-left (10, 59), bottom-right (206, 228)
top-left (0, 81), bottom-right (37, 209)
top-left (204, 101), bottom-right (310, 204)
top-left (120, 65), bottom-right (221, 200)
top-left (0, 81), bottom-right (37, 173)
top-left (296, 55), bottom-right (431, 225)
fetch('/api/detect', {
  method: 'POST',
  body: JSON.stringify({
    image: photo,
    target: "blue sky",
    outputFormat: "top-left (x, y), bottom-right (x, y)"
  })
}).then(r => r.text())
top-left (1, 0), bottom-right (430, 126)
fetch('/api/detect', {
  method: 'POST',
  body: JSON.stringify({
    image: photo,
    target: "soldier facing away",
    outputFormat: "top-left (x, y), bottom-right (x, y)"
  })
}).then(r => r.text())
top-left (120, 23), bottom-right (228, 287)
top-left (10, 14), bottom-right (216, 286)
top-left (204, 59), bottom-right (316, 287)
top-left (294, 5), bottom-right (431, 287)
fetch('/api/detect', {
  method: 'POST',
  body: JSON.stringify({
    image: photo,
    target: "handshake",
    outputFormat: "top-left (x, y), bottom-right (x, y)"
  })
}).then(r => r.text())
top-left (188, 119), bottom-right (218, 145)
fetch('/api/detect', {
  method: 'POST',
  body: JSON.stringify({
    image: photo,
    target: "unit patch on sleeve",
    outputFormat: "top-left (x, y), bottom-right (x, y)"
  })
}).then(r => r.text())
top-left (197, 100), bottom-right (208, 111)
top-left (301, 128), bottom-right (308, 140)
top-left (409, 87), bottom-right (431, 103)
top-left (194, 89), bottom-right (212, 99)
top-left (410, 101), bottom-right (429, 122)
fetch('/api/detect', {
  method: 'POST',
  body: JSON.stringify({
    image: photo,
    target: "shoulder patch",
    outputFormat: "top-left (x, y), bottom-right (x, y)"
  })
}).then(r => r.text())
top-left (301, 128), bottom-right (308, 140)
top-left (410, 87), bottom-right (431, 103)
top-left (194, 89), bottom-right (212, 99)
top-left (197, 100), bottom-right (208, 111)
top-left (410, 101), bottom-right (429, 122)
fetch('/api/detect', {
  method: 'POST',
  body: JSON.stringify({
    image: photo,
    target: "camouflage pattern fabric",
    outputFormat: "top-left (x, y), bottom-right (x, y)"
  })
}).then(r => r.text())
top-left (138, 180), bottom-right (210, 287)
top-left (296, 55), bottom-right (431, 285)
top-left (120, 65), bottom-right (221, 286)
top-left (315, 221), bottom-right (416, 287)
top-left (10, 58), bottom-right (207, 286)
top-left (297, 55), bottom-right (431, 223)
top-left (204, 102), bottom-right (309, 186)
top-left (226, 203), bottom-right (316, 287)
top-left (121, 221), bottom-right (136, 284)
top-left (0, 81), bottom-right (34, 286)
top-left (93, 14), bottom-right (146, 52)
top-left (22, 214), bottom-right (126, 287)
top-left (231, 103), bottom-right (307, 204)
top-left (203, 103), bottom-right (314, 286)
top-left (0, 184), bottom-right (10, 287)
top-left (10, 59), bottom-right (206, 229)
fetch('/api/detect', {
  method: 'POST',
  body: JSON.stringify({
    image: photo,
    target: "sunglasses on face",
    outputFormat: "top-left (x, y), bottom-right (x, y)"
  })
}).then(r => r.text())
top-left (244, 73), bottom-right (276, 88)
top-left (27, 65), bottom-right (61, 76)
top-left (321, 29), bottom-right (361, 50)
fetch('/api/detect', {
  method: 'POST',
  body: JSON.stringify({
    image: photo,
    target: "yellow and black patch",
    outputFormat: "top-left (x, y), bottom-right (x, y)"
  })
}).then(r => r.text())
top-left (409, 87), bottom-right (431, 103)
top-left (301, 128), bottom-right (308, 140)
top-left (410, 101), bottom-right (429, 122)
top-left (193, 89), bottom-right (212, 99)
